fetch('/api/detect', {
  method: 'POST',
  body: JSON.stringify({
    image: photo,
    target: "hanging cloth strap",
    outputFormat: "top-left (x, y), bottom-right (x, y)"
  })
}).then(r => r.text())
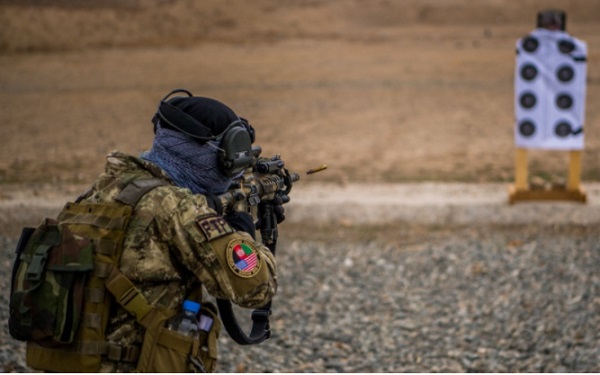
top-left (216, 237), bottom-right (276, 345)
top-left (216, 299), bottom-right (271, 345)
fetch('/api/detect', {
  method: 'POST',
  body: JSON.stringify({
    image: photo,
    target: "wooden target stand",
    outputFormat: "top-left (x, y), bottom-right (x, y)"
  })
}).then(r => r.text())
top-left (508, 148), bottom-right (587, 204)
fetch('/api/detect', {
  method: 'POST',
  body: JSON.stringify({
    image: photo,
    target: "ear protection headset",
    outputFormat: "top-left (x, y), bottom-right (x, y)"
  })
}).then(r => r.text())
top-left (152, 89), bottom-right (255, 177)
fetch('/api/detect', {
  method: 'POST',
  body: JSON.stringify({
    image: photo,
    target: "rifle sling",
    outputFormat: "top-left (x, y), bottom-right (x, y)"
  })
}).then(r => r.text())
top-left (216, 239), bottom-right (277, 345)
top-left (216, 299), bottom-right (271, 345)
top-left (208, 188), bottom-right (279, 346)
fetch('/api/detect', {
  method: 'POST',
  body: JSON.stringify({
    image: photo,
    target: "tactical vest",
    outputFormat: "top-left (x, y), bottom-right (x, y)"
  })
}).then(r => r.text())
top-left (9, 178), bottom-right (220, 372)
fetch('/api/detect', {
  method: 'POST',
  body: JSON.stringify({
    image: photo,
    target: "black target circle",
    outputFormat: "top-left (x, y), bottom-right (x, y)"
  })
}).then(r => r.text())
top-left (555, 122), bottom-right (572, 137)
top-left (556, 93), bottom-right (573, 109)
top-left (522, 36), bottom-right (539, 52)
top-left (519, 92), bottom-right (537, 109)
top-left (557, 65), bottom-right (574, 82)
top-left (521, 64), bottom-right (538, 81)
top-left (519, 120), bottom-right (536, 137)
top-left (558, 39), bottom-right (575, 54)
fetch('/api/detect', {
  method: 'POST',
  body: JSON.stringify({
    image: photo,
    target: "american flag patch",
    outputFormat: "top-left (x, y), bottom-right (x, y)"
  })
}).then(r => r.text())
top-left (226, 239), bottom-right (261, 278)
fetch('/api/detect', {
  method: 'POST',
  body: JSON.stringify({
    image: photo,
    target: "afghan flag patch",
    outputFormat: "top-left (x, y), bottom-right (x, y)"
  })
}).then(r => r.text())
top-left (226, 239), bottom-right (261, 278)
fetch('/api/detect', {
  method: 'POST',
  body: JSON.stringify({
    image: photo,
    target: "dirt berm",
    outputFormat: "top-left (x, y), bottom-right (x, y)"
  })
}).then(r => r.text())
top-left (1, 0), bottom-right (600, 189)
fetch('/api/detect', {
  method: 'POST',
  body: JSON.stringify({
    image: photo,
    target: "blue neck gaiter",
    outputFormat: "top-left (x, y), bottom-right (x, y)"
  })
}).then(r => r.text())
top-left (141, 125), bottom-right (232, 195)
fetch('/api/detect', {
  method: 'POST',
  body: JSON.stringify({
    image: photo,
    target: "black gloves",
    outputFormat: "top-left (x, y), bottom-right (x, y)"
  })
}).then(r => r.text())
top-left (271, 195), bottom-right (286, 224)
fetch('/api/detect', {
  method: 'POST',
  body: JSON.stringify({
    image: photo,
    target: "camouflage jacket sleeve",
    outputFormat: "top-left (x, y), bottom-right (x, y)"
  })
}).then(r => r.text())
top-left (153, 187), bottom-right (277, 309)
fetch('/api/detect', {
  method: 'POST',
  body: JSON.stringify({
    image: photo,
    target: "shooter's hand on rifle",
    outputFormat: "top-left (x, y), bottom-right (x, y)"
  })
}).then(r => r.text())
top-left (259, 195), bottom-right (285, 226)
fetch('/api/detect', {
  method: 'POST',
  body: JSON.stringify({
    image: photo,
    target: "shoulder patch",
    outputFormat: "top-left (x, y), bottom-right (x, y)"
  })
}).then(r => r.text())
top-left (226, 239), bottom-right (262, 278)
top-left (196, 215), bottom-right (234, 241)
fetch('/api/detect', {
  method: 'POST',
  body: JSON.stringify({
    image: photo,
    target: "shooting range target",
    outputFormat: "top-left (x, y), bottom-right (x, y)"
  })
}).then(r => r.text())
top-left (514, 28), bottom-right (587, 150)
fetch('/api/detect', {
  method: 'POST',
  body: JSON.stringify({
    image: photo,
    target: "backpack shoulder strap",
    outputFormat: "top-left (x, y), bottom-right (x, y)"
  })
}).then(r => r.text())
top-left (106, 177), bottom-right (172, 322)
top-left (114, 178), bottom-right (168, 207)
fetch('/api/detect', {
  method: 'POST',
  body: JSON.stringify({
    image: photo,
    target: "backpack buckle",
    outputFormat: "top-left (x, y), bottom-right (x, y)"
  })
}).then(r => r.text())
top-left (106, 343), bottom-right (141, 363)
top-left (26, 244), bottom-right (51, 282)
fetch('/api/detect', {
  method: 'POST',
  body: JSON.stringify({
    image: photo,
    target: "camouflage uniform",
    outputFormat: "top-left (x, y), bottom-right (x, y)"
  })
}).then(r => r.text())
top-left (88, 151), bottom-right (277, 372)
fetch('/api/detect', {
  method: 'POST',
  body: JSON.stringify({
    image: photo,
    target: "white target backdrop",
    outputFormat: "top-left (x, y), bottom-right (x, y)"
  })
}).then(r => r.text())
top-left (514, 28), bottom-right (587, 150)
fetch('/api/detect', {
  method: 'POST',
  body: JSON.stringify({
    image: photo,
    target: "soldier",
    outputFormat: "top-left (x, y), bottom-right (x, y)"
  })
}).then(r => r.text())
top-left (90, 90), bottom-right (279, 372)
top-left (9, 89), bottom-right (282, 372)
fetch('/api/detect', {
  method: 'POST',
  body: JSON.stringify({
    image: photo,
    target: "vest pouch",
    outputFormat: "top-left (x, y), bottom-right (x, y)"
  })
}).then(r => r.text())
top-left (9, 218), bottom-right (93, 347)
top-left (137, 320), bottom-right (196, 373)
top-left (136, 302), bottom-right (221, 373)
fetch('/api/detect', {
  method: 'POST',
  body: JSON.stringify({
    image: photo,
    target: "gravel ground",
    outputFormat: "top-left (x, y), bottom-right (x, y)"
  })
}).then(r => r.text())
top-left (2, 223), bottom-right (599, 372)
top-left (213, 224), bottom-right (600, 373)
top-left (1, 183), bottom-right (599, 372)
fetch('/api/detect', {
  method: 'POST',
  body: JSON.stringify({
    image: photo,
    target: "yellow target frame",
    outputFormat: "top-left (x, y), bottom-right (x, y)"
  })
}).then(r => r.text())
top-left (508, 148), bottom-right (587, 204)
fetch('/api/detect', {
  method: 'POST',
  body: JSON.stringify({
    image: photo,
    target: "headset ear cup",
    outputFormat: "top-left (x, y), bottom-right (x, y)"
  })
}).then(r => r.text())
top-left (240, 118), bottom-right (255, 143)
top-left (219, 126), bottom-right (253, 177)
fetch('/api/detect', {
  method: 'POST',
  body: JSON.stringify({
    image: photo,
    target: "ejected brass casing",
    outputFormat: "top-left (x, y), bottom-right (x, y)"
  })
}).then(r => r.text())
top-left (306, 164), bottom-right (327, 175)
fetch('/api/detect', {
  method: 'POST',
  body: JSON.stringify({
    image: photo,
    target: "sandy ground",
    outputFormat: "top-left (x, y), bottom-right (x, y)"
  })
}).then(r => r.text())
top-left (1, 0), bottom-right (599, 192)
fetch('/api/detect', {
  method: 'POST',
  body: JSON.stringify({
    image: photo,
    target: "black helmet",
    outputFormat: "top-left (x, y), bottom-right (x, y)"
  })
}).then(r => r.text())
top-left (151, 89), bottom-right (256, 177)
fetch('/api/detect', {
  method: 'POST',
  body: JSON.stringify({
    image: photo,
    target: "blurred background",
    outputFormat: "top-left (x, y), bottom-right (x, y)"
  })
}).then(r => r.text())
top-left (2, 2), bottom-right (600, 372)
top-left (1, 0), bottom-right (599, 187)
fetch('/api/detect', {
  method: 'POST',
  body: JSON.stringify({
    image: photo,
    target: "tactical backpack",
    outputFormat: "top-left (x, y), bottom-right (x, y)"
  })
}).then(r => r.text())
top-left (9, 178), bottom-right (221, 372)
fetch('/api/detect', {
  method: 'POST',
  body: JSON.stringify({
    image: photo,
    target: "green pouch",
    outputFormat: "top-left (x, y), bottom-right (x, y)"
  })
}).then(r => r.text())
top-left (9, 218), bottom-right (94, 347)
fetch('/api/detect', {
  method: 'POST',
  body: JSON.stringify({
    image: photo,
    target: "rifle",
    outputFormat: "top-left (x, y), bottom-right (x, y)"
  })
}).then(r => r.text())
top-left (215, 145), bottom-right (324, 345)
top-left (218, 145), bottom-right (299, 248)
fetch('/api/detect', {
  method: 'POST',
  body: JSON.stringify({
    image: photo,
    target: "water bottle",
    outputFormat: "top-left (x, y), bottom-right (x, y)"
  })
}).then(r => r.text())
top-left (167, 300), bottom-right (201, 338)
